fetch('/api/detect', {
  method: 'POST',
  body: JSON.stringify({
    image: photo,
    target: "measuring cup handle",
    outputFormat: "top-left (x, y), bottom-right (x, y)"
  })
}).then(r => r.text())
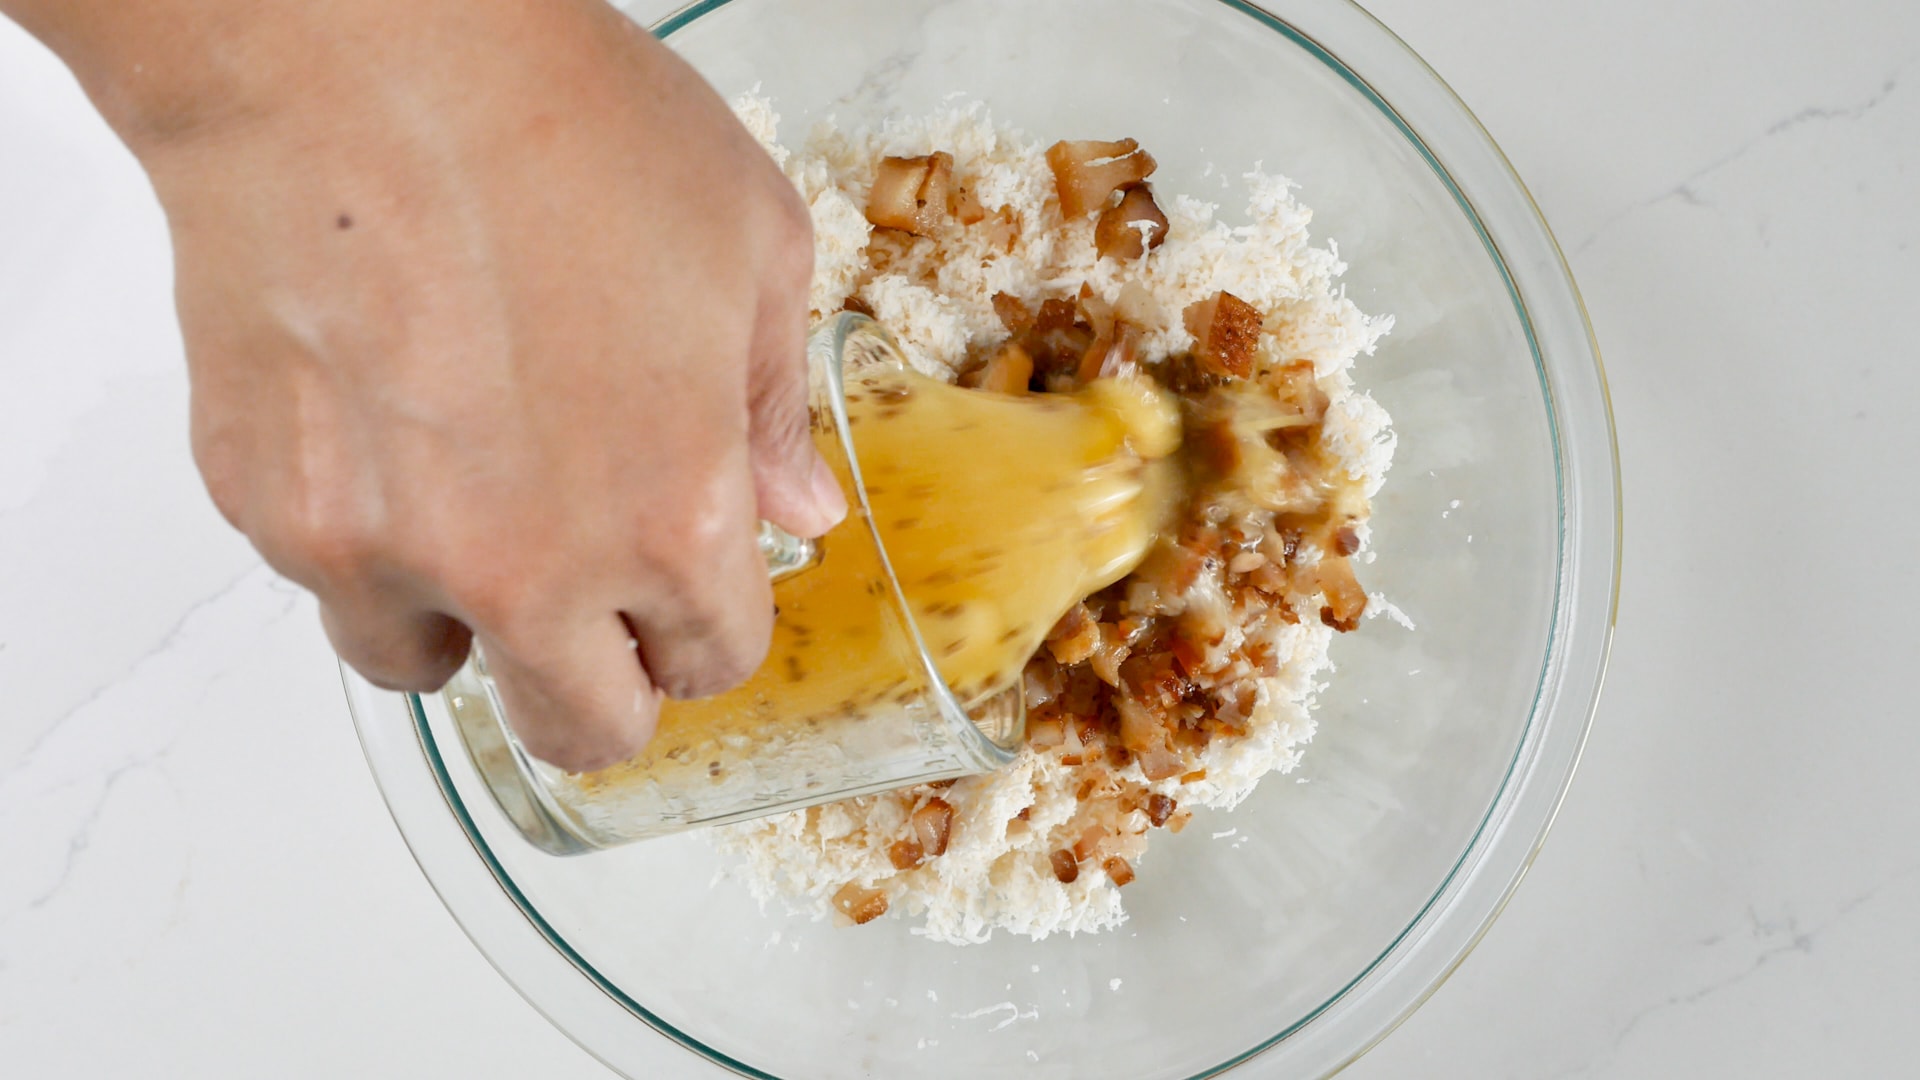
top-left (758, 521), bottom-right (821, 582)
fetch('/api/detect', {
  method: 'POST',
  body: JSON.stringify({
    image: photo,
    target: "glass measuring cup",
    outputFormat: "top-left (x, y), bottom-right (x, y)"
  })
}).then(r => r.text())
top-left (440, 313), bottom-right (1025, 855)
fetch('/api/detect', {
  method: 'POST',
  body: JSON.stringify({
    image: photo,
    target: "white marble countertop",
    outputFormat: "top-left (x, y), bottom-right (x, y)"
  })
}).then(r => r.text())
top-left (4, 1), bottom-right (1917, 1076)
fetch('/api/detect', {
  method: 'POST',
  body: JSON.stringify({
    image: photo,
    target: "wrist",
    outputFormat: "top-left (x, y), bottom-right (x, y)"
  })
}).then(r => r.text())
top-left (8, 2), bottom-right (331, 159)
top-left (14, 0), bottom-right (633, 164)
top-left (10, 0), bottom-right (506, 159)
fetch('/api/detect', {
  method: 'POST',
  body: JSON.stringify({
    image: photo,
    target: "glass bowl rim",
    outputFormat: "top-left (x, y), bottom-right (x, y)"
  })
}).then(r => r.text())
top-left (348, 0), bottom-right (1622, 1076)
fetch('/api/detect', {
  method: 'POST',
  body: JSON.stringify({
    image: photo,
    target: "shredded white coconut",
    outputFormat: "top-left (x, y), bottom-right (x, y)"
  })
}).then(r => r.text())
top-left (712, 98), bottom-right (1395, 944)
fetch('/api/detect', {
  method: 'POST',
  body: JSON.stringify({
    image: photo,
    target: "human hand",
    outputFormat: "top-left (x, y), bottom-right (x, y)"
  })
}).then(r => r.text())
top-left (40, 0), bottom-right (843, 770)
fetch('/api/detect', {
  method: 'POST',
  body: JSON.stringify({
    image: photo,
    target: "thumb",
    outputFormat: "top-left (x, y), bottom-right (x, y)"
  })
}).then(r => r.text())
top-left (746, 283), bottom-right (847, 539)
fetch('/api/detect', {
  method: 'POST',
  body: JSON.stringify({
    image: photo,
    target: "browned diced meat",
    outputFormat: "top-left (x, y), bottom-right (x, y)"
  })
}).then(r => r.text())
top-left (912, 797), bottom-right (955, 857)
top-left (832, 883), bottom-right (889, 924)
top-left (1046, 602), bottom-right (1099, 664)
top-left (1184, 290), bottom-right (1262, 378)
top-left (888, 838), bottom-right (925, 870)
top-left (1316, 555), bottom-right (1368, 632)
top-left (866, 152), bottom-right (954, 236)
top-left (992, 291), bottom-right (1035, 336)
top-left (1045, 139), bottom-right (1158, 218)
top-left (1094, 183), bottom-right (1170, 260)
top-left (1049, 849), bottom-right (1080, 883)
top-left (980, 341), bottom-right (1035, 395)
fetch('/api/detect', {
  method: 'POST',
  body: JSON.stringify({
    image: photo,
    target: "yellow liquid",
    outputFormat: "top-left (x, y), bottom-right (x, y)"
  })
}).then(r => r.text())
top-left (584, 367), bottom-right (1178, 787)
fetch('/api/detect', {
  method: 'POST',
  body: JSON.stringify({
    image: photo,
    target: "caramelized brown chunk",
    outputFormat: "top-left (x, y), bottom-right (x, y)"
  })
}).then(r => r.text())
top-left (1140, 748), bottom-right (1187, 784)
top-left (1103, 856), bottom-right (1136, 887)
top-left (1187, 387), bottom-right (1323, 515)
top-left (1146, 793), bottom-right (1177, 827)
top-left (912, 797), bottom-right (955, 857)
top-left (1245, 559), bottom-right (1289, 596)
top-left (841, 295), bottom-right (875, 317)
top-left (1184, 291), bottom-right (1262, 378)
top-left (1045, 139), bottom-right (1159, 218)
top-left (888, 838), bottom-right (926, 870)
top-left (1094, 183), bottom-right (1170, 260)
top-left (1132, 540), bottom-right (1207, 606)
top-left (1033, 296), bottom-right (1081, 335)
top-left (1027, 713), bottom-right (1067, 749)
top-left (1165, 631), bottom-right (1207, 678)
top-left (1022, 298), bottom-right (1096, 379)
top-left (980, 342), bottom-right (1035, 395)
top-left (832, 883), bottom-right (889, 925)
top-left (1138, 747), bottom-right (1186, 783)
top-left (1059, 664), bottom-right (1104, 717)
top-left (1316, 555), bottom-right (1368, 632)
top-left (866, 152), bottom-right (954, 236)
top-left (1071, 824), bottom-right (1109, 863)
top-left (1243, 641), bottom-right (1282, 678)
top-left (1109, 674), bottom-right (1187, 781)
top-left (1262, 359), bottom-right (1330, 422)
top-left (1076, 321), bottom-right (1142, 386)
top-left (1087, 622), bottom-right (1133, 688)
top-left (1049, 849), bottom-right (1080, 883)
top-left (992, 292), bottom-right (1035, 336)
top-left (1046, 602), bottom-right (1099, 664)
top-left (1023, 653), bottom-right (1065, 708)
top-left (1121, 650), bottom-right (1190, 710)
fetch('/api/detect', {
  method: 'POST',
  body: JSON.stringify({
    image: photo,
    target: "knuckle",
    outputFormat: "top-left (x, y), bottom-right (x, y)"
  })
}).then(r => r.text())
top-left (260, 508), bottom-right (377, 589)
top-left (296, 513), bottom-right (374, 580)
top-left (430, 537), bottom-right (574, 646)
top-left (651, 477), bottom-right (747, 565)
top-left (453, 574), bottom-right (551, 655)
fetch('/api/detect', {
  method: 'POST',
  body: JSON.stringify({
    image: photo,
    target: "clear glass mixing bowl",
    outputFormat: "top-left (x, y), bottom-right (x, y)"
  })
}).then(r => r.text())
top-left (345, 1), bottom-right (1619, 1076)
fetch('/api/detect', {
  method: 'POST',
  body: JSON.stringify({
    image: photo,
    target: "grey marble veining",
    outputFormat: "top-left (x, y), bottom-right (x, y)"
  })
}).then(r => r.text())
top-left (3, 0), bottom-right (1917, 1076)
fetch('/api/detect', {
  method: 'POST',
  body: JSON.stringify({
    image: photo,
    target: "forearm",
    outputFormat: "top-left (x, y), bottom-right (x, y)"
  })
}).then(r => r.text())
top-left (0, 0), bottom-right (601, 157)
top-left (3, 0), bottom-right (278, 145)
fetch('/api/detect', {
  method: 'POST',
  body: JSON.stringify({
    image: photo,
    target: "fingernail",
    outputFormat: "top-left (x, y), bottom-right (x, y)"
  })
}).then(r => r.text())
top-left (809, 456), bottom-right (849, 528)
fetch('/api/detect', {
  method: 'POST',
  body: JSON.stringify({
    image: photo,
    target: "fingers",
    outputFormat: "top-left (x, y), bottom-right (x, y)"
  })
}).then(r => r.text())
top-left (625, 471), bottom-right (779, 701)
top-left (321, 599), bottom-right (473, 692)
top-left (481, 616), bottom-right (662, 774)
top-left (744, 215), bottom-right (847, 541)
